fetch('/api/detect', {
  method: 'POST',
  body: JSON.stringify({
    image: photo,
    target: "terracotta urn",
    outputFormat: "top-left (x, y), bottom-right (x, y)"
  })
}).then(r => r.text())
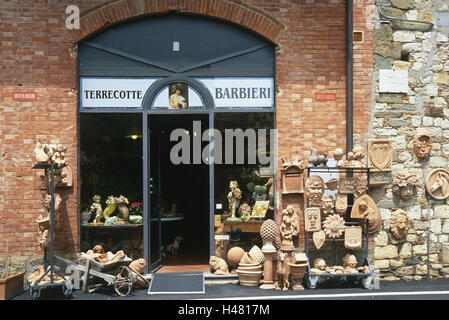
top-left (288, 263), bottom-right (307, 291)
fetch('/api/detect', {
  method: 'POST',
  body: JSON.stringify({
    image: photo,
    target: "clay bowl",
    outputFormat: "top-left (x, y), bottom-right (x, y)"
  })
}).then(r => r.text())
top-left (248, 245), bottom-right (264, 264)
top-left (237, 270), bottom-right (263, 287)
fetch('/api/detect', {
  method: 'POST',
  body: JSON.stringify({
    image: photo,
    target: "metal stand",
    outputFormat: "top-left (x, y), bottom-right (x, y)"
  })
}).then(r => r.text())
top-left (304, 166), bottom-right (373, 289)
top-left (30, 162), bottom-right (72, 299)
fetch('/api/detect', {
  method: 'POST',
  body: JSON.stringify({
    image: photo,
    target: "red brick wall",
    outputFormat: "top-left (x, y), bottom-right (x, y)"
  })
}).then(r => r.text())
top-left (0, 0), bottom-right (374, 258)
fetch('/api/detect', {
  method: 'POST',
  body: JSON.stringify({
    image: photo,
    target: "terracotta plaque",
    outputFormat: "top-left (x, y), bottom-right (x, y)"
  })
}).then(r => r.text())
top-left (335, 193), bottom-right (348, 215)
top-left (350, 194), bottom-right (382, 234)
top-left (313, 230), bottom-right (326, 250)
top-left (368, 139), bottom-right (392, 172)
top-left (344, 226), bottom-right (362, 249)
top-left (425, 168), bottom-right (449, 200)
top-left (339, 177), bottom-right (355, 194)
top-left (304, 208), bottom-right (321, 232)
top-left (281, 165), bottom-right (304, 194)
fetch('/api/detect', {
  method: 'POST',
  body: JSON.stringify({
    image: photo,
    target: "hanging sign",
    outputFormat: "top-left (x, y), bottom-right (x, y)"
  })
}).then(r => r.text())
top-left (13, 92), bottom-right (37, 101)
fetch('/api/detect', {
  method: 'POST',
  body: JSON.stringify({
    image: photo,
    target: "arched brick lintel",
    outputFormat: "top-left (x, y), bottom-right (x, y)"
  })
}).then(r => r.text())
top-left (70, 0), bottom-right (284, 44)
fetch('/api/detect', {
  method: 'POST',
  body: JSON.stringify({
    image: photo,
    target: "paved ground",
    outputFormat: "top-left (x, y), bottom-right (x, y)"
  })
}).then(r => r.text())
top-left (11, 278), bottom-right (449, 300)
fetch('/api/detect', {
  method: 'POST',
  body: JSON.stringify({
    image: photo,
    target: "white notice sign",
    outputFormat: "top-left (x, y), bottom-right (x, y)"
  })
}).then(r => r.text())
top-left (379, 69), bottom-right (409, 93)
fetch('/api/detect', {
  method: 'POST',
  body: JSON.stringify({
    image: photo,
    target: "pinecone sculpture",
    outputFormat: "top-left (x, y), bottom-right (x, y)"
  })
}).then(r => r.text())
top-left (260, 219), bottom-right (279, 242)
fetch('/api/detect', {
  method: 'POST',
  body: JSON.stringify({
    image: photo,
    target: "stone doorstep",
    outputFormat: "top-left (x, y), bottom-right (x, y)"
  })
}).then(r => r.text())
top-left (144, 272), bottom-right (240, 285)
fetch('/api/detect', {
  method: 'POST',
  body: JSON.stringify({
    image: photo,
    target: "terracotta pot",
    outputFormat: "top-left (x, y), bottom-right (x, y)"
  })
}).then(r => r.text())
top-left (237, 270), bottom-right (263, 286)
top-left (288, 263), bottom-right (307, 291)
top-left (0, 272), bottom-right (25, 300)
top-left (237, 263), bottom-right (262, 272)
top-left (239, 252), bottom-right (254, 265)
top-left (227, 247), bottom-right (245, 269)
top-left (248, 245), bottom-right (264, 264)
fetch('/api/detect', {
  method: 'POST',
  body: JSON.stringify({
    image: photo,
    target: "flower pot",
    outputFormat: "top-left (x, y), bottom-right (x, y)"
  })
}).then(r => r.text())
top-left (288, 263), bottom-right (307, 291)
top-left (0, 272), bottom-right (25, 300)
top-left (237, 270), bottom-right (263, 287)
top-left (237, 263), bottom-right (262, 272)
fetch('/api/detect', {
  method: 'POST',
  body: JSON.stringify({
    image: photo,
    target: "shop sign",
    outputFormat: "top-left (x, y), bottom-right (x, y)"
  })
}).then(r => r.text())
top-left (12, 92), bottom-right (37, 101)
top-left (197, 77), bottom-right (274, 108)
top-left (80, 78), bottom-right (157, 108)
top-left (315, 92), bottom-right (336, 102)
top-left (379, 69), bottom-right (408, 93)
top-left (80, 77), bottom-right (274, 108)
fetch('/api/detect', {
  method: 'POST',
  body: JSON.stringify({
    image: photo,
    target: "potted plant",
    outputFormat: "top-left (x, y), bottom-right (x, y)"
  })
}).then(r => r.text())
top-left (0, 256), bottom-right (25, 300)
top-left (129, 202), bottom-right (143, 224)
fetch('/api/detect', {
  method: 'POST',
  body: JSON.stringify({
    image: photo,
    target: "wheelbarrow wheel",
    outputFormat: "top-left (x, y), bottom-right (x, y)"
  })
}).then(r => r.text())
top-left (114, 267), bottom-right (134, 296)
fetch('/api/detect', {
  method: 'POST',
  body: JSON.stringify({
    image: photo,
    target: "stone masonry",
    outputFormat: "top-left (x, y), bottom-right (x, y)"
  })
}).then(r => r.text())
top-left (370, 0), bottom-right (449, 280)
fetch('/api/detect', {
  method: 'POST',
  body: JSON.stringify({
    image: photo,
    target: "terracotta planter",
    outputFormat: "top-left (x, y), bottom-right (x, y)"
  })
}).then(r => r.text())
top-left (237, 263), bottom-right (262, 272)
top-left (0, 272), bottom-right (25, 300)
top-left (288, 263), bottom-right (307, 291)
top-left (237, 270), bottom-right (263, 286)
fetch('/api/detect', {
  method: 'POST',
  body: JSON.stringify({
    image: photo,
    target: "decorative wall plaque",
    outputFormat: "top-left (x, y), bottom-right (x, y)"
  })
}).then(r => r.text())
top-left (425, 168), bottom-right (449, 200)
top-left (368, 139), bottom-right (392, 172)
top-left (313, 230), bottom-right (326, 250)
top-left (392, 169), bottom-right (419, 201)
top-left (350, 194), bottom-right (382, 234)
top-left (335, 193), bottom-right (348, 215)
top-left (390, 208), bottom-right (413, 240)
top-left (413, 128), bottom-right (432, 159)
top-left (344, 226), bottom-right (362, 249)
top-left (339, 177), bottom-right (355, 194)
top-left (304, 208), bottom-right (321, 232)
top-left (280, 165), bottom-right (304, 194)
top-left (323, 214), bottom-right (345, 239)
top-left (353, 176), bottom-right (368, 199)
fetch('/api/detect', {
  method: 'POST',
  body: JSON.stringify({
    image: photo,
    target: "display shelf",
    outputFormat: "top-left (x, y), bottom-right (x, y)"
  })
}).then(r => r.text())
top-left (31, 162), bottom-right (72, 300)
top-left (304, 166), bottom-right (374, 290)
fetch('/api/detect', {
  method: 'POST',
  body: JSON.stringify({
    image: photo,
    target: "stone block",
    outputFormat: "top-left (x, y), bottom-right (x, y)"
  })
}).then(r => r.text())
top-left (390, 258), bottom-right (405, 268)
top-left (416, 264), bottom-right (428, 275)
top-left (393, 30), bottom-right (416, 42)
top-left (375, 245), bottom-right (399, 259)
top-left (400, 242), bottom-right (413, 258)
top-left (440, 244), bottom-right (449, 264)
top-left (406, 234), bottom-right (417, 243)
top-left (395, 266), bottom-right (415, 277)
top-left (374, 231), bottom-right (389, 246)
top-left (374, 259), bottom-right (390, 269)
top-left (391, 0), bottom-right (413, 9)
top-left (434, 205), bottom-right (449, 219)
top-left (430, 219), bottom-right (442, 234)
top-left (413, 244), bottom-right (428, 256)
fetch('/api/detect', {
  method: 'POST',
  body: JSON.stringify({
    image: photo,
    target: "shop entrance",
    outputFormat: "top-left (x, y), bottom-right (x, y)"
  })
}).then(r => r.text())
top-left (149, 114), bottom-right (210, 272)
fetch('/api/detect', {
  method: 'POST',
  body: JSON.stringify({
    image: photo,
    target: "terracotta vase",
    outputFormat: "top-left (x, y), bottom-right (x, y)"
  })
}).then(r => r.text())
top-left (288, 263), bottom-right (307, 291)
top-left (0, 272), bottom-right (25, 300)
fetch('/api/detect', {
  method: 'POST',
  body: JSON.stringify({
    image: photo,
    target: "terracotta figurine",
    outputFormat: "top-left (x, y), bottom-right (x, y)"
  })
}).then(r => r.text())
top-left (227, 181), bottom-right (242, 221)
top-left (90, 195), bottom-right (103, 223)
top-left (275, 252), bottom-right (290, 291)
top-left (392, 169), bottom-right (419, 201)
top-left (209, 256), bottom-right (229, 275)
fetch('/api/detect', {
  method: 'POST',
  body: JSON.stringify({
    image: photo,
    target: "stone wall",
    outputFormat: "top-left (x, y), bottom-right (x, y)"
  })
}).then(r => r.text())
top-left (370, 0), bottom-right (449, 280)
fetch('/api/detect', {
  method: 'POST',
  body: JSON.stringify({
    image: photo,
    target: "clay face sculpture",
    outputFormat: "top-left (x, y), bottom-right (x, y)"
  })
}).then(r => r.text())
top-left (390, 208), bottom-right (413, 240)
top-left (344, 226), bottom-right (362, 249)
top-left (311, 258), bottom-right (327, 274)
top-left (368, 139), bottom-right (392, 172)
top-left (304, 208), bottom-right (321, 232)
top-left (313, 230), bottom-right (326, 250)
top-left (209, 256), bottom-right (229, 275)
top-left (392, 169), bottom-right (419, 201)
top-left (351, 194), bottom-right (382, 234)
top-left (335, 193), bottom-right (348, 215)
top-left (42, 193), bottom-right (62, 213)
top-left (321, 195), bottom-right (334, 216)
top-left (323, 214), bottom-right (345, 239)
top-left (425, 169), bottom-right (449, 200)
top-left (413, 128), bottom-right (432, 159)
top-left (353, 176), bottom-right (368, 199)
top-left (305, 175), bottom-right (325, 207)
top-left (227, 181), bottom-right (242, 220)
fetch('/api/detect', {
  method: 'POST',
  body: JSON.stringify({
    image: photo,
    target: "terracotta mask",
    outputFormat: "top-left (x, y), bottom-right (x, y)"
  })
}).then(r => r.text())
top-left (392, 170), bottom-right (419, 201)
top-left (305, 175), bottom-right (325, 207)
top-left (413, 128), bottom-right (432, 159)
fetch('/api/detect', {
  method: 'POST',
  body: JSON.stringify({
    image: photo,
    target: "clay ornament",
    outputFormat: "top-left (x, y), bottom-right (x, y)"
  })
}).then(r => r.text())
top-left (313, 230), bottom-right (326, 250)
top-left (275, 252), bottom-right (291, 291)
top-left (321, 195), bottom-right (334, 217)
top-left (209, 256), bottom-right (229, 275)
top-left (353, 176), bottom-right (368, 200)
top-left (304, 208), bottom-right (321, 232)
top-left (308, 149), bottom-right (328, 167)
top-left (413, 128), bottom-right (432, 159)
top-left (425, 169), bottom-right (449, 200)
top-left (351, 194), bottom-right (382, 234)
top-left (392, 169), bottom-right (419, 201)
top-left (227, 180), bottom-right (242, 221)
top-left (343, 254), bottom-right (358, 274)
top-left (390, 208), bottom-right (413, 240)
top-left (260, 219), bottom-right (279, 251)
top-left (335, 193), bottom-right (348, 215)
top-left (305, 175), bottom-right (325, 207)
top-left (368, 139), bottom-right (392, 172)
top-left (344, 226), bottom-right (362, 249)
top-left (339, 176), bottom-right (355, 194)
top-left (323, 214), bottom-right (345, 239)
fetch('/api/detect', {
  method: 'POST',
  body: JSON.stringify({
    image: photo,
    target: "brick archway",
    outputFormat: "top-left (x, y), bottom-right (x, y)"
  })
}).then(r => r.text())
top-left (70, 0), bottom-right (284, 44)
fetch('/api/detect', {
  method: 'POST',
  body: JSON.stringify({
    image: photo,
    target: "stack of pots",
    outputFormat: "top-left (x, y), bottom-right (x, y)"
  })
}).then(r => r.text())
top-left (236, 250), bottom-right (263, 286)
